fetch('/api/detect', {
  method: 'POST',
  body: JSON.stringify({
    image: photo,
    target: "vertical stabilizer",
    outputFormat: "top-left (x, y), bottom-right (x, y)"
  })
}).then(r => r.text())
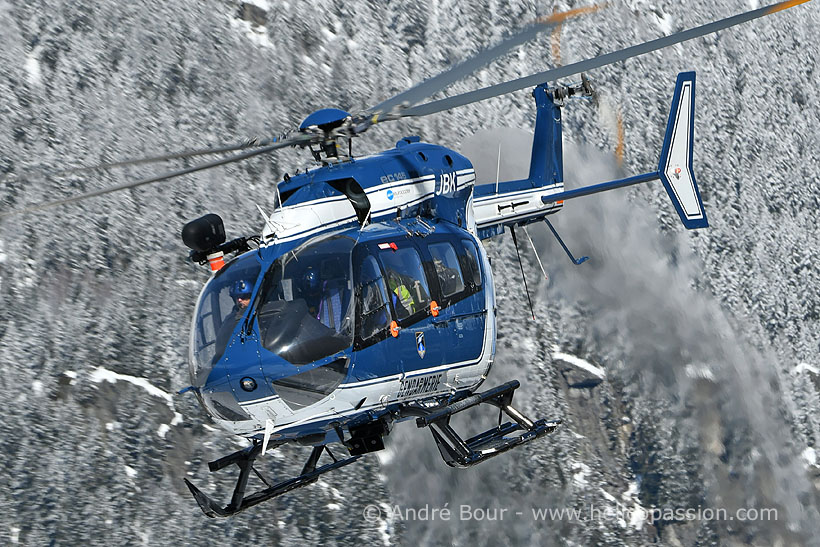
top-left (528, 84), bottom-right (563, 187)
top-left (658, 71), bottom-right (708, 229)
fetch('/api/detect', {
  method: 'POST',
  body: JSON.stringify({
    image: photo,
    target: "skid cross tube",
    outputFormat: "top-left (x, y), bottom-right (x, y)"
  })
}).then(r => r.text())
top-left (415, 381), bottom-right (561, 467)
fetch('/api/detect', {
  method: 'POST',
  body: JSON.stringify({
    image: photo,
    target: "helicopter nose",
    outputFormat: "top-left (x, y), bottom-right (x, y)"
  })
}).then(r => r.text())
top-left (198, 373), bottom-right (254, 423)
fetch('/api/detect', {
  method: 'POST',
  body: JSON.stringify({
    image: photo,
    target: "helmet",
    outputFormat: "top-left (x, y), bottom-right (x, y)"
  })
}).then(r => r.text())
top-left (229, 279), bottom-right (252, 299)
top-left (303, 268), bottom-right (320, 291)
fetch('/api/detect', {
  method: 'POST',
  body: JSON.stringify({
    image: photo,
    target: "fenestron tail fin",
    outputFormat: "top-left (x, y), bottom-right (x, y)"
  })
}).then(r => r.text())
top-left (475, 72), bottom-right (711, 239)
top-left (658, 71), bottom-right (708, 229)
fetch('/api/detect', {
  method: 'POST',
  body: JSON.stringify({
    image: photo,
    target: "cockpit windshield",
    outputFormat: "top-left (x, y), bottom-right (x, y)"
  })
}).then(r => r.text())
top-left (189, 253), bottom-right (261, 387)
top-left (254, 234), bottom-right (356, 365)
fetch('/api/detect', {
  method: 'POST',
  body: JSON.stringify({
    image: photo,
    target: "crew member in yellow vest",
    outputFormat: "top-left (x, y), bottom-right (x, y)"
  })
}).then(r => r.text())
top-left (388, 274), bottom-right (415, 318)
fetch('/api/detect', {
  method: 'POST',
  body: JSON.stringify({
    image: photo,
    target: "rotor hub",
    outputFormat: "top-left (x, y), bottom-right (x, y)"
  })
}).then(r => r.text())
top-left (299, 108), bottom-right (351, 132)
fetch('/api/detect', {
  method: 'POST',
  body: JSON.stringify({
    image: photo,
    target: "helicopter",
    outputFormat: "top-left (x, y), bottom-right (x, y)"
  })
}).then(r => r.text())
top-left (2, 0), bottom-right (809, 519)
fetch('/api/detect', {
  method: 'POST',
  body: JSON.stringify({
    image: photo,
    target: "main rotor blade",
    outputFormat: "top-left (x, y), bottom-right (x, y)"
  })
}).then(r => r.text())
top-left (0, 134), bottom-right (313, 218)
top-left (366, 4), bottom-right (604, 116)
top-left (401, 0), bottom-right (810, 118)
top-left (0, 135), bottom-right (290, 184)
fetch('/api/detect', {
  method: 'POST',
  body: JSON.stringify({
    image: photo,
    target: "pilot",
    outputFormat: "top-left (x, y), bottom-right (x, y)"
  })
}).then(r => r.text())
top-left (230, 279), bottom-right (253, 312)
top-left (304, 264), bottom-right (346, 331)
top-left (212, 279), bottom-right (253, 363)
top-left (302, 267), bottom-right (322, 316)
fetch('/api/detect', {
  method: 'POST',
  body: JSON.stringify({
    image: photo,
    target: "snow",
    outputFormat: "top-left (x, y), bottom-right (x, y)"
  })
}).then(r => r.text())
top-left (598, 483), bottom-right (649, 530)
top-left (794, 363), bottom-right (820, 375)
top-left (327, 503), bottom-right (341, 510)
top-left (552, 346), bottom-right (606, 378)
top-left (378, 502), bottom-right (394, 547)
top-left (600, 489), bottom-right (617, 502)
top-left (90, 367), bottom-right (173, 404)
top-left (157, 424), bottom-right (170, 439)
top-left (31, 380), bottom-right (43, 395)
top-left (685, 363), bottom-right (716, 381)
top-left (124, 465), bottom-right (137, 478)
top-left (25, 47), bottom-right (42, 86)
top-left (623, 481), bottom-right (640, 500)
top-left (655, 12), bottom-right (673, 35)
top-left (628, 505), bottom-right (647, 529)
top-left (89, 367), bottom-right (183, 430)
top-left (320, 26), bottom-right (336, 41)
top-left (802, 447), bottom-right (817, 467)
top-left (572, 462), bottom-right (591, 486)
top-left (227, 16), bottom-right (275, 50)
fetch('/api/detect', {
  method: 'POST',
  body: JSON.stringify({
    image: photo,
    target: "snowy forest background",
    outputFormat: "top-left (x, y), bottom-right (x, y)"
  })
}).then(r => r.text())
top-left (1, 0), bottom-right (819, 545)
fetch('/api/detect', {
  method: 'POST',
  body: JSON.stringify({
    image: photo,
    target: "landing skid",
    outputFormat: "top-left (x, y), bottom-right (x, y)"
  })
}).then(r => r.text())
top-left (185, 380), bottom-right (559, 517)
top-left (414, 380), bottom-right (561, 467)
top-left (184, 443), bottom-right (360, 518)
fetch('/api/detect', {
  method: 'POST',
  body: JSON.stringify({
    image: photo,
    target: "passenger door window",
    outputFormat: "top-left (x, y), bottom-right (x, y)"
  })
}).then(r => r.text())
top-left (460, 238), bottom-right (483, 289)
top-left (379, 245), bottom-right (431, 322)
top-left (428, 242), bottom-right (465, 299)
top-left (355, 254), bottom-right (391, 342)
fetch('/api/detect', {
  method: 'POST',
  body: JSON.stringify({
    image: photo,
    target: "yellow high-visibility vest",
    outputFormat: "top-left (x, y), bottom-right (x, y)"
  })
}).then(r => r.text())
top-left (389, 279), bottom-right (415, 314)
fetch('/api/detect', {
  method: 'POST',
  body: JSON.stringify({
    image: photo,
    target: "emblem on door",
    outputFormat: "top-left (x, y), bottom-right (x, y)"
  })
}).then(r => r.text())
top-left (416, 331), bottom-right (426, 359)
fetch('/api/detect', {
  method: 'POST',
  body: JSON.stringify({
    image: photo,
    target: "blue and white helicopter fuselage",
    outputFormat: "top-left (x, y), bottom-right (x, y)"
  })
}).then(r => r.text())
top-left (188, 84), bottom-right (578, 446)
top-left (182, 73), bottom-right (709, 517)
top-left (190, 144), bottom-right (503, 443)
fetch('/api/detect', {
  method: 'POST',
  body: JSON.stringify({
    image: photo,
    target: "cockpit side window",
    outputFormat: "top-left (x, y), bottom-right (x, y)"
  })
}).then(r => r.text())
top-left (378, 244), bottom-right (431, 323)
top-left (354, 253), bottom-right (391, 345)
top-left (191, 256), bottom-right (261, 385)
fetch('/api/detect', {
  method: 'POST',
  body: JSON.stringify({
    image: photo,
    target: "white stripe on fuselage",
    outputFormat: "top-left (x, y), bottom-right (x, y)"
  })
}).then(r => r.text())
top-left (262, 171), bottom-right (474, 243)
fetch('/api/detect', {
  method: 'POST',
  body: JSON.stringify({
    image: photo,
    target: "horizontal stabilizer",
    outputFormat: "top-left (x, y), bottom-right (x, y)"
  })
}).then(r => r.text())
top-left (658, 72), bottom-right (708, 229)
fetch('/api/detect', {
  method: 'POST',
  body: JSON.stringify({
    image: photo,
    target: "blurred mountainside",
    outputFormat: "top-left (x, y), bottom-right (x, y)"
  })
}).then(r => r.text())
top-left (0, 0), bottom-right (819, 545)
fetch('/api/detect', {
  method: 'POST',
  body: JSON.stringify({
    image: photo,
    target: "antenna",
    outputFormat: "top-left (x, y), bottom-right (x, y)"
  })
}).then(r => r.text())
top-left (509, 226), bottom-right (536, 320)
top-left (522, 226), bottom-right (549, 280)
top-left (274, 182), bottom-right (282, 210)
top-left (255, 203), bottom-right (277, 235)
top-left (495, 143), bottom-right (502, 194)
